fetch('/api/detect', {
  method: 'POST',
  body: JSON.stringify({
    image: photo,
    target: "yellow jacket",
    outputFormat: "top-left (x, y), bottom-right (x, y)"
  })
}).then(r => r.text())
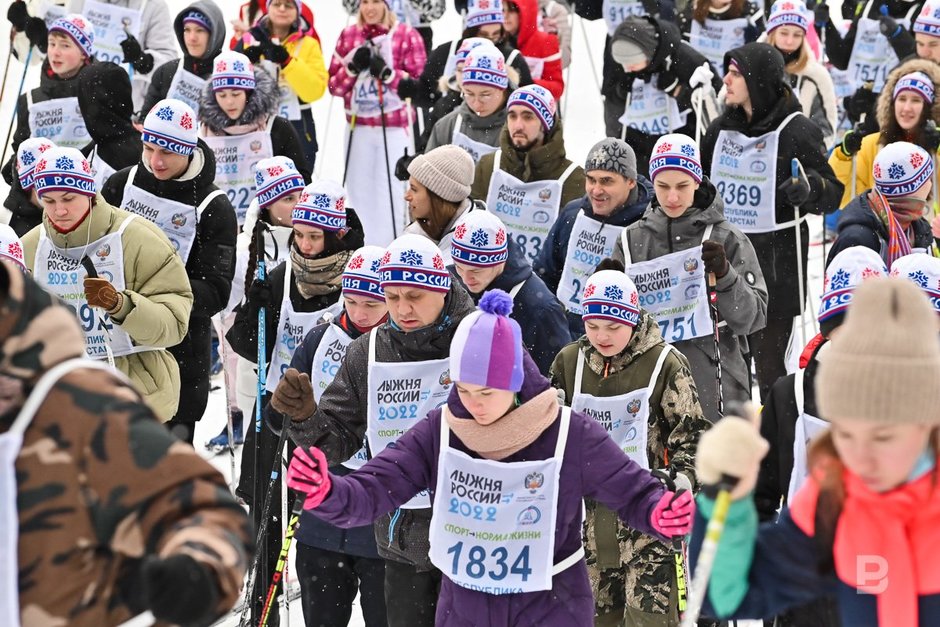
top-left (829, 132), bottom-right (882, 209)
top-left (282, 34), bottom-right (329, 104)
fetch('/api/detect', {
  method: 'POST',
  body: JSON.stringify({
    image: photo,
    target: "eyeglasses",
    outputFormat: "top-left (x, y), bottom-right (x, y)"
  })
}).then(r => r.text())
top-left (463, 91), bottom-right (498, 103)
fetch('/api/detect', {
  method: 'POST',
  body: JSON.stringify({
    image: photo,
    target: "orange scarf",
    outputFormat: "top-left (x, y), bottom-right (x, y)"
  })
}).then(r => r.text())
top-left (790, 467), bottom-right (940, 627)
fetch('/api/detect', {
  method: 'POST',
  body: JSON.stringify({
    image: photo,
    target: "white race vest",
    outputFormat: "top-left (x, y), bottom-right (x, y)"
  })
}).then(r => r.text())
top-left (847, 1), bottom-right (916, 93)
top-left (602, 0), bottom-right (648, 35)
top-left (264, 264), bottom-right (341, 393)
top-left (365, 328), bottom-right (450, 509)
top-left (556, 212), bottom-right (623, 314)
top-left (26, 93), bottom-right (90, 149)
top-left (260, 57), bottom-right (303, 122)
top-left (34, 216), bottom-right (156, 359)
top-left (618, 78), bottom-right (684, 137)
top-left (622, 224), bottom-right (715, 343)
top-left (571, 345), bottom-right (673, 470)
top-left (83, 0), bottom-right (143, 66)
top-left (166, 59), bottom-right (208, 115)
top-left (485, 149), bottom-right (578, 264)
top-left (786, 367), bottom-right (829, 503)
top-left (711, 111), bottom-right (802, 233)
top-left (688, 17), bottom-right (749, 73)
top-left (452, 114), bottom-right (498, 164)
top-left (202, 119), bottom-right (275, 226)
top-left (90, 147), bottom-right (116, 190)
top-left (120, 165), bottom-right (224, 263)
top-left (351, 26), bottom-right (403, 117)
top-left (428, 406), bottom-right (583, 593)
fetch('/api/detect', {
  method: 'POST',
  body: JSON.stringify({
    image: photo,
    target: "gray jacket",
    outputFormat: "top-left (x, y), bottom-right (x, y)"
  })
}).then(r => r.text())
top-left (612, 181), bottom-right (768, 422)
top-left (289, 285), bottom-right (475, 569)
top-left (425, 101), bottom-right (508, 158)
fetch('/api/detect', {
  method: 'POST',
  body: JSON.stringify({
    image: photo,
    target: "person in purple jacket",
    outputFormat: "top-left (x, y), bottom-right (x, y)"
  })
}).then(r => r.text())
top-left (285, 288), bottom-right (696, 626)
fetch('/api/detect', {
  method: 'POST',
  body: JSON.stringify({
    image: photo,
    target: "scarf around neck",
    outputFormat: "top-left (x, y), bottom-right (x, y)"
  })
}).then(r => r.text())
top-left (289, 247), bottom-right (351, 299)
top-left (868, 189), bottom-right (913, 268)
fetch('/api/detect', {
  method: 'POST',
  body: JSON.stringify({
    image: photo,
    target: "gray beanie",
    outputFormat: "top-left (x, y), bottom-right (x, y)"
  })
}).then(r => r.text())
top-left (407, 145), bottom-right (475, 203)
top-left (584, 138), bottom-right (637, 180)
top-left (611, 18), bottom-right (658, 66)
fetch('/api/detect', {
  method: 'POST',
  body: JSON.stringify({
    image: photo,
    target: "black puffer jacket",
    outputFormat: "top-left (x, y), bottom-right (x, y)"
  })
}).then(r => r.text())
top-left (102, 139), bottom-right (238, 424)
top-left (78, 62), bottom-right (143, 179)
top-left (3, 179), bottom-right (42, 237)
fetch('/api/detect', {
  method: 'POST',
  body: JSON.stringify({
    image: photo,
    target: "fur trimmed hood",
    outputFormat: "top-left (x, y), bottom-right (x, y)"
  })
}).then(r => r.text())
top-left (198, 66), bottom-right (280, 134)
top-left (877, 58), bottom-right (940, 133)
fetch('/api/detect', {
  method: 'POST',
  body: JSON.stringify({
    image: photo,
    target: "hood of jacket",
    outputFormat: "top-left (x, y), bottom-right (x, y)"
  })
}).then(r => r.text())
top-left (385, 284), bottom-right (476, 359)
top-left (638, 177), bottom-right (725, 233)
top-left (877, 57), bottom-right (940, 133)
top-left (445, 349), bottom-right (551, 419)
top-left (722, 42), bottom-right (801, 134)
top-left (463, 238), bottom-right (533, 301)
top-left (510, 0), bottom-right (540, 49)
top-left (642, 16), bottom-right (684, 81)
top-left (137, 138), bottom-right (218, 198)
top-left (498, 117), bottom-right (571, 179)
top-left (77, 61), bottom-right (136, 143)
top-left (199, 67), bottom-right (280, 134)
top-left (173, 0), bottom-right (227, 66)
top-left (0, 261), bottom-right (86, 385)
top-left (576, 310), bottom-right (665, 376)
top-left (456, 100), bottom-right (510, 133)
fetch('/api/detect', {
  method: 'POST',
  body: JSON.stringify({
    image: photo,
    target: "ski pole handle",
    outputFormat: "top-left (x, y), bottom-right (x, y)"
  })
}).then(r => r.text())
top-left (80, 255), bottom-right (97, 278)
top-left (790, 158), bottom-right (800, 186)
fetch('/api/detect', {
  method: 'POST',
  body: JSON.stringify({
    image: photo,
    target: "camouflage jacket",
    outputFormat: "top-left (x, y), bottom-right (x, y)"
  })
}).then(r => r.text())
top-left (0, 261), bottom-right (252, 626)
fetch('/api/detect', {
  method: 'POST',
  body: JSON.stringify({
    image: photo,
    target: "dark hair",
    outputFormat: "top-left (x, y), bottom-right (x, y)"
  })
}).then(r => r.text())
top-left (595, 257), bottom-right (625, 273)
top-left (462, 25), bottom-right (506, 40)
top-left (247, 0), bottom-right (264, 25)
top-left (881, 98), bottom-right (933, 148)
top-left (416, 192), bottom-right (462, 241)
top-left (693, 0), bottom-right (746, 24)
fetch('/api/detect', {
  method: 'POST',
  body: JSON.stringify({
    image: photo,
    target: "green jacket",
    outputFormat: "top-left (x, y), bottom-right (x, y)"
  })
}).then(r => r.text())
top-left (23, 196), bottom-right (193, 421)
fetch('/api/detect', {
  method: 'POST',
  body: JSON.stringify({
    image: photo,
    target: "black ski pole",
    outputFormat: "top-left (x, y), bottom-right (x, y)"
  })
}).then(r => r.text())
top-left (1, 44), bottom-right (33, 166)
top-left (707, 272), bottom-right (723, 416)
top-left (376, 77), bottom-right (399, 239)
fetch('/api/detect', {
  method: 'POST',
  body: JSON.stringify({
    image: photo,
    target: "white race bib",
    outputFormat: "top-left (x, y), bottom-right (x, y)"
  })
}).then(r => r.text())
top-left (350, 28), bottom-right (403, 117)
top-left (166, 59), bottom-right (208, 115)
top-left (202, 125), bottom-right (274, 226)
top-left (26, 94), bottom-right (90, 149)
top-left (786, 367), bottom-right (830, 502)
top-left (687, 17), bottom-right (748, 73)
top-left (847, 3), bottom-right (914, 93)
top-left (618, 78), bottom-right (684, 137)
top-left (451, 115), bottom-right (498, 164)
top-left (83, 0), bottom-right (142, 66)
top-left (601, 0), bottom-right (648, 35)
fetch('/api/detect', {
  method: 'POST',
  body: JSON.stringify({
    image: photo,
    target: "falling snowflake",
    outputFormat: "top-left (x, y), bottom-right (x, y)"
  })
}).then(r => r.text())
top-left (911, 152), bottom-right (925, 169)
top-left (680, 144), bottom-right (695, 157)
top-left (268, 166), bottom-right (284, 177)
top-left (888, 162), bottom-right (905, 180)
top-left (20, 152), bottom-right (34, 166)
top-left (55, 156), bottom-right (74, 170)
top-left (400, 250), bottom-right (423, 266)
top-left (370, 258), bottom-right (381, 273)
top-left (433, 255), bottom-right (445, 270)
top-left (495, 229), bottom-right (505, 245)
top-left (909, 269), bottom-right (930, 288)
top-left (233, 61), bottom-right (246, 72)
top-left (829, 268), bottom-right (851, 290)
top-left (180, 112), bottom-right (194, 130)
top-left (861, 266), bottom-right (882, 280)
top-left (7, 242), bottom-right (22, 260)
top-left (381, 251), bottom-right (391, 265)
top-left (583, 283), bottom-right (596, 298)
top-left (349, 255), bottom-right (364, 270)
top-left (455, 223), bottom-right (467, 240)
top-left (656, 142), bottom-right (672, 154)
top-left (604, 285), bottom-right (623, 301)
top-left (470, 229), bottom-right (489, 248)
top-left (155, 106), bottom-right (175, 122)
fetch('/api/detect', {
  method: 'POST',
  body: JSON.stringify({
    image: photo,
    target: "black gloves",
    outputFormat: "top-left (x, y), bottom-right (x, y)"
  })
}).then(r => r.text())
top-left (778, 169), bottom-right (811, 206)
top-left (348, 46), bottom-right (372, 74)
top-left (120, 35), bottom-right (154, 73)
top-left (7, 1), bottom-right (28, 30)
top-left (701, 240), bottom-right (729, 279)
top-left (142, 554), bottom-right (219, 625)
top-left (243, 45), bottom-right (264, 63)
top-left (264, 42), bottom-right (290, 65)
top-left (247, 278), bottom-right (274, 308)
top-left (397, 77), bottom-right (418, 100)
top-left (813, 3), bottom-right (829, 27)
top-left (25, 17), bottom-right (47, 51)
top-left (655, 70), bottom-right (679, 95)
top-left (925, 122), bottom-right (940, 153)
top-left (840, 128), bottom-right (864, 156)
top-left (370, 54), bottom-right (392, 82)
top-left (879, 15), bottom-right (902, 38)
top-left (395, 150), bottom-right (415, 181)
top-left (844, 86), bottom-right (877, 124)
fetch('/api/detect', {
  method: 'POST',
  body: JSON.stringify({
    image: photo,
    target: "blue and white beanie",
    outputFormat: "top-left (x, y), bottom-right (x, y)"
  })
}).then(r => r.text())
top-left (465, 0), bottom-right (504, 28)
top-left (212, 51), bottom-right (256, 91)
top-left (893, 71), bottom-right (935, 103)
top-left (455, 37), bottom-right (493, 67)
top-left (649, 133), bottom-right (703, 183)
top-left (462, 45), bottom-right (508, 90)
top-left (49, 14), bottom-right (94, 59)
top-left (142, 99), bottom-right (198, 156)
top-left (254, 156), bottom-right (306, 208)
top-left (450, 211), bottom-right (509, 267)
top-left (890, 253), bottom-right (940, 314)
top-left (914, 0), bottom-right (940, 37)
top-left (873, 141), bottom-right (934, 198)
top-left (767, 0), bottom-right (809, 34)
top-left (506, 84), bottom-right (556, 131)
top-left (292, 181), bottom-right (347, 232)
top-left (16, 138), bottom-right (56, 191)
top-left (581, 270), bottom-right (641, 327)
top-left (31, 147), bottom-right (96, 198)
top-left (379, 234), bottom-right (451, 294)
top-left (343, 245), bottom-right (386, 301)
top-left (182, 9), bottom-right (212, 31)
top-left (818, 246), bottom-right (887, 322)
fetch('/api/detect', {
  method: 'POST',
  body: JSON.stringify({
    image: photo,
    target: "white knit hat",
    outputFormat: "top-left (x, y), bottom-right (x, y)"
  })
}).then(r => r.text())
top-left (451, 211), bottom-right (509, 267)
top-left (212, 51), bottom-right (256, 91)
top-left (407, 145), bottom-right (475, 202)
top-left (892, 71), bottom-right (935, 103)
top-left (16, 138), bottom-right (55, 191)
top-left (32, 147), bottom-right (96, 198)
top-left (379, 234), bottom-right (451, 294)
top-left (581, 270), bottom-right (641, 327)
top-left (649, 134), bottom-right (703, 183)
top-left (454, 37), bottom-right (494, 67)
top-left (465, 0), bottom-right (504, 28)
top-left (507, 84), bottom-right (556, 131)
top-left (142, 99), bottom-right (198, 156)
top-left (767, 0), bottom-right (809, 34)
top-left (49, 14), bottom-right (94, 59)
top-left (254, 156), bottom-right (306, 208)
top-left (873, 141), bottom-right (934, 198)
top-left (292, 181), bottom-right (347, 232)
top-left (0, 224), bottom-right (26, 270)
top-left (343, 245), bottom-right (386, 301)
top-left (914, 0), bottom-right (940, 37)
top-left (462, 45), bottom-right (508, 90)
top-left (818, 246), bottom-right (887, 322)
top-left (890, 253), bottom-right (940, 314)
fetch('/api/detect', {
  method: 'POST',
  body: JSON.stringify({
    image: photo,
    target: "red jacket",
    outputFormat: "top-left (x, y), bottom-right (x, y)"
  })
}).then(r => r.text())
top-left (512, 0), bottom-right (563, 99)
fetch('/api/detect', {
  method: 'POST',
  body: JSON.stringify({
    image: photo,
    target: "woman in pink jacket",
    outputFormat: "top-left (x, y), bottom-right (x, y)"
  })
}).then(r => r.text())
top-left (329, 0), bottom-right (427, 247)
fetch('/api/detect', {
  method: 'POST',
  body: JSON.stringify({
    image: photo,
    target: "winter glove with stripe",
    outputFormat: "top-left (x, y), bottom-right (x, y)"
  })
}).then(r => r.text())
top-left (286, 446), bottom-right (332, 509)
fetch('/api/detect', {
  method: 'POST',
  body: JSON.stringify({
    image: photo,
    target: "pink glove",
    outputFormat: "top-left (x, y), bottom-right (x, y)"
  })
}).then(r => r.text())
top-left (650, 490), bottom-right (695, 538)
top-left (286, 446), bottom-right (332, 510)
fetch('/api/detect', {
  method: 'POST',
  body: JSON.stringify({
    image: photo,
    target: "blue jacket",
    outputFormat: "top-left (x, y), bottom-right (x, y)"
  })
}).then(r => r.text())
top-left (533, 177), bottom-right (654, 338)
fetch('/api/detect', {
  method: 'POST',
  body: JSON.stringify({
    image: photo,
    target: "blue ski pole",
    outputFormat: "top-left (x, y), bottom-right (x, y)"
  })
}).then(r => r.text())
top-left (1, 44), bottom-right (33, 165)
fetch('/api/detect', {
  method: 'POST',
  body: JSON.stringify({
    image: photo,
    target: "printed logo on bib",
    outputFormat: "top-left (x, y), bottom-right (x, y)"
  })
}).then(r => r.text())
top-left (84, 0), bottom-right (141, 65)
top-left (629, 254), bottom-right (707, 342)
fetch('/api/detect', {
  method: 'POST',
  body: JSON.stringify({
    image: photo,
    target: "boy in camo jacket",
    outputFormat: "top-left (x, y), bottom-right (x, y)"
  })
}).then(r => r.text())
top-left (0, 259), bottom-right (253, 626)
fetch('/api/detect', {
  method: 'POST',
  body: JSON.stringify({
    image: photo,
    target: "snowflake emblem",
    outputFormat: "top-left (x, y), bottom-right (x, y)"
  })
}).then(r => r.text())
top-left (155, 106), bottom-right (175, 122)
top-left (495, 229), bottom-right (505, 245)
top-left (255, 171), bottom-right (264, 186)
top-left (400, 250), bottom-right (423, 266)
top-left (911, 152), bottom-right (925, 169)
top-left (829, 268), bottom-right (851, 290)
top-left (7, 241), bottom-right (22, 260)
top-left (781, 1), bottom-right (794, 9)
top-left (479, 0), bottom-right (490, 7)
top-left (309, 193), bottom-right (332, 209)
top-left (433, 255), bottom-right (445, 270)
top-left (934, 7), bottom-right (940, 18)
top-left (680, 144), bottom-right (695, 157)
top-left (873, 163), bottom-right (882, 178)
top-left (336, 197), bottom-right (345, 212)
top-left (583, 283), bottom-right (596, 298)
top-left (656, 142), bottom-right (672, 154)
top-left (55, 156), bottom-right (74, 170)
top-left (20, 152), bottom-right (34, 166)
top-left (233, 60), bottom-right (246, 72)
top-left (455, 223), bottom-right (468, 240)
top-left (267, 166), bottom-right (284, 177)
top-left (470, 229), bottom-right (489, 248)
top-left (604, 285), bottom-right (623, 300)
top-left (476, 56), bottom-right (492, 69)
top-left (73, 17), bottom-right (86, 29)
top-left (910, 269), bottom-right (930, 288)
top-left (216, 60), bottom-right (226, 72)
top-left (35, 159), bottom-right (46, 172)
top-left (180, 112), bottom-right (194, 130)
top-left (861, 266), bottom-right (882, 280)
top-left (381, 251), bottom-right (391, 265)
top-left (496, 57), bottom-right (506, 71)
top-left (38, 143), bottom-right (50, 153)
top-left (888, 162), bottom-right (906, 180)
top-left (81, 160), bottom-right (92, 174)
top-left (630, 291), bottom-right (639, 306)
top-left (349, 254), bottom-right (364, 270)
top-left (370, 258), bottom-right (381, 273)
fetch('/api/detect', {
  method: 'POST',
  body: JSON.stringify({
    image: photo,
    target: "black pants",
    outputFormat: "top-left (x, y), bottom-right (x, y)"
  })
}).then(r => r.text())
top-left (383, 560), bottom-right (442, 627)
top-left (295, 544), bottom-right (387, 627)
top-left (749, 313), bottom-right (794, 403)
top-left (291, 109), bottom-right (319, 174)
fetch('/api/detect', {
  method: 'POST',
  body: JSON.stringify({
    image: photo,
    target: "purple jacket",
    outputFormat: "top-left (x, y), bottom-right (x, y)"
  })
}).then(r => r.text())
top-left (314, 353), bottom-right (667, 625)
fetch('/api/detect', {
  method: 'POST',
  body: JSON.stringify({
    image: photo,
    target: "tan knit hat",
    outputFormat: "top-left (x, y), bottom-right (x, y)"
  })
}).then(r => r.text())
top-left (407, 145), bottom-right (475, 203)
top-left (817, 276), bottom-right (940, 424)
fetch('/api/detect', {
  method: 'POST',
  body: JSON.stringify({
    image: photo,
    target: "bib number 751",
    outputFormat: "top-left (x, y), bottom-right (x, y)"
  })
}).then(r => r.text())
top-left (447, 542), bottom-right (531, 581)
